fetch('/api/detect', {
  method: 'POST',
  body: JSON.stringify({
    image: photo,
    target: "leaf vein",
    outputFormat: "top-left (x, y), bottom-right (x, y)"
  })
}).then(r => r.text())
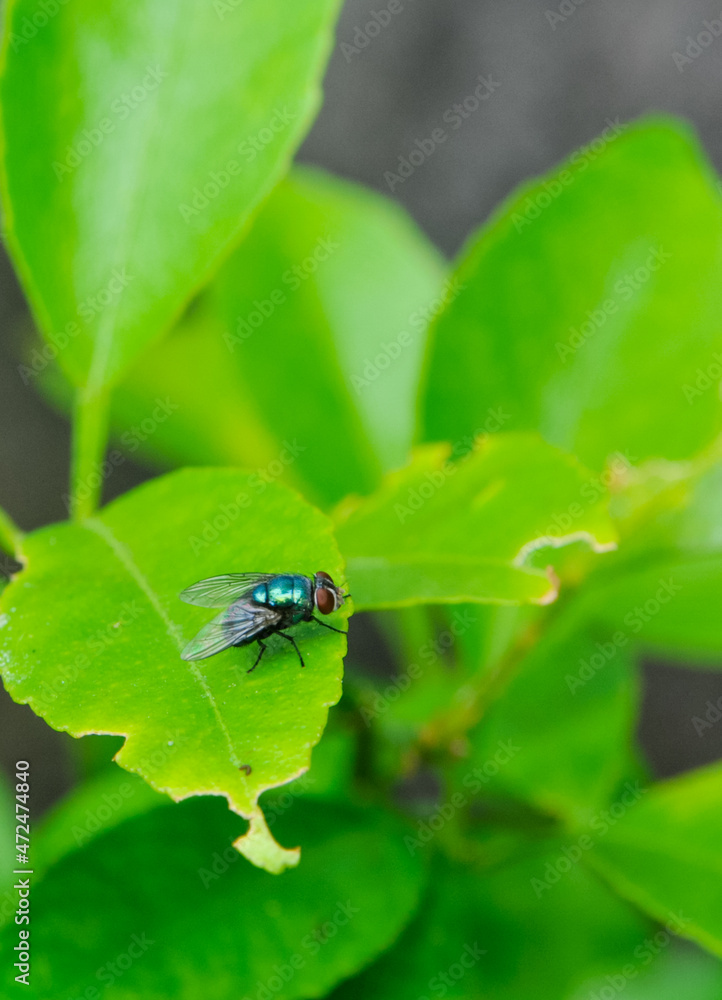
top-left (83, 517), bottom-right (240, 765)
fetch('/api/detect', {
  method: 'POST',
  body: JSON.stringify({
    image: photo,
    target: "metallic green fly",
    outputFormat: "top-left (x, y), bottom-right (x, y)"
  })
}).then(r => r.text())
top-left (179, 571), bottom-right (347, 672)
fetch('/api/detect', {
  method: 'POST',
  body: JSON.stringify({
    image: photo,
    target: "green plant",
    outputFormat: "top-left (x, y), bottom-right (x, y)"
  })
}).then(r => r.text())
top-left (1, 2), bottom-right (722, 998)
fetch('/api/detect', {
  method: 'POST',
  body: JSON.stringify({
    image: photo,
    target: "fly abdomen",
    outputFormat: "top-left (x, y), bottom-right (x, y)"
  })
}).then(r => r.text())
top-left (254, 574), bottom-right (312, 611)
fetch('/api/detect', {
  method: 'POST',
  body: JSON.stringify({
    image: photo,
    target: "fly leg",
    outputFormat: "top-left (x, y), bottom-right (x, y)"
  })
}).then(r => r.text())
top-left (278, 631), bottom-right (305, 668)
top-left (247, 640), bottom-right (267, 674)
top-left (312, 616), bottom-right (347, 635)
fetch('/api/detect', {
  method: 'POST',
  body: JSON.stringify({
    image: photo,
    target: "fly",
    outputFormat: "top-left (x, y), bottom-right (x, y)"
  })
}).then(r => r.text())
top-left (178, 571), bottom-right (347, 672)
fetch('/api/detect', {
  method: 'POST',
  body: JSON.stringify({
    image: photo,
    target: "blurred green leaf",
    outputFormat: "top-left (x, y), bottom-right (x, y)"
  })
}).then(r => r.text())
top-left (574, 945), bottom-right (722, 1000)
top-left (351, 606), bottom-right (532, 768)
top-left (330, 851), bottom-right (648, 1000)
top-left (454, 601), bottom-right (639, 820)
top-left (591, 555), bottom-right (722, 662)
top-left (0, 797), bottom-right (424, 999)
top-left (0, 469), bottom-right (350, 873)
top-left (0, 0), bottom-right (340, 391)
top-left (209, 167), bottom-right (447, 502)
top-left (420, 117), bottom-right (722, 468)
top-left (355, 609), bottom-right (487, 735)
top-left (33, 298), bottom-right (285, 474)
top-left (334, 435), bottom-right (617, 610)
top-left (670, 459), bottom-right (722, 553)
top-left (79, 167), bottom-right (445, 506)
top-left (259, 718), bottom-right (358, 820)
top-left (587, 763), bottom-right (722, 958)
top-left (23, 768), bottom-right (166, 892)
top-left (589, 457), bottom-right (722, 661)
top-left (2, 720), bottom-right (357, 931)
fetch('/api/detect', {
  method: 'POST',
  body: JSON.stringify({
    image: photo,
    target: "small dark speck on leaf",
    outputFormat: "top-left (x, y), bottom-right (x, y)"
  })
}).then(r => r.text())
top-left (239, 764), bottom-right (252, 776)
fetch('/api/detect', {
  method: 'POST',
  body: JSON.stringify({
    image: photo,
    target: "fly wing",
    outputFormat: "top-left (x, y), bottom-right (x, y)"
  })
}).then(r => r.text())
top-left (179, 573), bottom-right (275, 608)
top-left (180, 601), bottom-right (282, 661)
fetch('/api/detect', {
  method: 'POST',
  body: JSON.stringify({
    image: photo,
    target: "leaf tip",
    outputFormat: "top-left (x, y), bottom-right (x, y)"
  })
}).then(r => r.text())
top-left (535, 568), bottom-right (560, 606)
top-left (234, 808), bottom-right (300, 875)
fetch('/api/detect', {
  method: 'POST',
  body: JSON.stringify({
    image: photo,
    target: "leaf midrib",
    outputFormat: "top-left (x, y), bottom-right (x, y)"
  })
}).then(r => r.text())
top-left (84, 516), bottom-right (241, 766)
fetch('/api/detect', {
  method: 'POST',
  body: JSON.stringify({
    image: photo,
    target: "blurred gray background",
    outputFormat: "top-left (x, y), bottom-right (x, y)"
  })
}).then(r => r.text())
top-left (3, 0), bottom-right (722, 811)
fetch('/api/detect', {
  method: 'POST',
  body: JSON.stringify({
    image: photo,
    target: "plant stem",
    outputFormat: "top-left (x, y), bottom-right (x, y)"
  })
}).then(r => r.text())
top-left (418, 598), bottom-right (575, 751)
top-left (0, 505), bottom-right (23, 557)
top-left (70, 385), bottom-right (111, 521)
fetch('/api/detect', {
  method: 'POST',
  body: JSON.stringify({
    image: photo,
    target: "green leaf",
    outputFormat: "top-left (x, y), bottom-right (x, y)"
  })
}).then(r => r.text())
top-left (0, 0), bottom-right (340, 392)
top-left (353, 605), bottom-right (495, 737)
top-left (591, 556), bottom-right (722, 662)
top-left (75, 167), bottom-right (444, 506)
top-left (210, 167), bottom-right (447, 501)
top-left (272, 721), bottom-right (357, 802)
top-left (23, 768), bottom-right (166, 890)
top-left (32, 297), bottom-right (286, 472)
top-left (330, 851), bottom-right (648, 1000)
top-left (587, 763), bottom-right (722, 958)
top-left (586, 457), bottom-right (722, 661)
top-left (0, 469), bottom-right (350, 873)
top-left (334, 435), bottom-right (617, 610)
top-left (456, 601), bottom-right (639, 819)
top-left (0, 797), bottom-right (425, 999)
top-left (670, 459), bottom-right (722, 553)
top-left (579, 946), bottom-right (722, 1000)
top-left (420, 117), bottom-right (722, 469)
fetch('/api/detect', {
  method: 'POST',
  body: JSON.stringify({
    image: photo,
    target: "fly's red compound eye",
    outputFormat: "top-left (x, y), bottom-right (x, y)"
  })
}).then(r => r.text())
top-left (315, 587), bottom-right (335, 615)
top-left (315, 571), bottom-right (334, 584)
